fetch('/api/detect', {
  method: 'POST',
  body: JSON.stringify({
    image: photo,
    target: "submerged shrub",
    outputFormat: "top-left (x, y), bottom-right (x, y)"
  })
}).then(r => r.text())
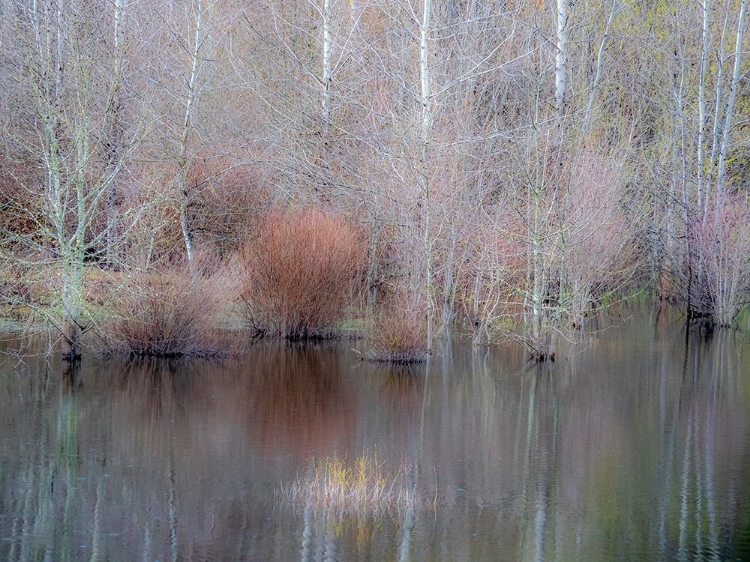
top-left (693, 198), bottom-right (750, 327)
top-left (367, 297), bottom-right (429, 363)
top-left (239, 207), bottom-right (365, 338)
top-left (101, 263), bottom-right (238, 357)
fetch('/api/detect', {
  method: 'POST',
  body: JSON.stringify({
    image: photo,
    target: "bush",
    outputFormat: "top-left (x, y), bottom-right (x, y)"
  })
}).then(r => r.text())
top-left (239, 207), bottom-right (365, 338)
top-left (693, 198), bottom-right (750, 327)
top-left (100, 263), bottom-right (239, 357)
top-left (367, 296), bottom-right (429, 363)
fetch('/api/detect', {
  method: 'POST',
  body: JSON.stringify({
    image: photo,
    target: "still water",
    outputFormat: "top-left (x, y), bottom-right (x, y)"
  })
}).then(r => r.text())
top-left (1, 309), bottom-right (750, 561)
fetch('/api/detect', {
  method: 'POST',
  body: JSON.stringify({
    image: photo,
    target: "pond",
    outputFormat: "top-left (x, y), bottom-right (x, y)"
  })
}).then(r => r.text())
top-left (1, 307), bottom-right (750, 561)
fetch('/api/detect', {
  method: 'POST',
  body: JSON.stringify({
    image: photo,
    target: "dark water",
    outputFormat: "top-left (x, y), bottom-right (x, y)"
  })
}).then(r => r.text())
top-left (1, 310), bottom-right (750, 561)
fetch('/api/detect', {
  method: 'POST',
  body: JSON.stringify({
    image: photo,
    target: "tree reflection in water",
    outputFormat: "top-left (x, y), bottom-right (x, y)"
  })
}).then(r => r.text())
top-left (1, 314), bottom-right (750, 560)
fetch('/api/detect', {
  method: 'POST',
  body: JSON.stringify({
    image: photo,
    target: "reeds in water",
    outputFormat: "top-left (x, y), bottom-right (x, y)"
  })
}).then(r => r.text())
top-left (279, 452), bottom-right (416, 517)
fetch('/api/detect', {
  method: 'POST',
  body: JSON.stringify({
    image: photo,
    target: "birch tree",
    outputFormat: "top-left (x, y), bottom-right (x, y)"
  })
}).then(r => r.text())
top-left (137, 0), bottom-right (250, 271)
top-left (525, 0), bottom-right (571, 361)
top-left (419, 0), bottom-right (434, 351)
top-left (715, 0), bottom-right (746, 217)
top-left (173, 0), bottom-right (209, 267)
top-left (104, 0), bottom-right (128, 266)
top-left (321, 0), bottom-right (333, 136)
top-left (554, 0), bottom-right (569, 123)
top-left (705, 0), bottom-right (749, 326)
top-left (657, 0), bottom-right (750, 323)
top-left (16, 0), bottom-right (143, 359)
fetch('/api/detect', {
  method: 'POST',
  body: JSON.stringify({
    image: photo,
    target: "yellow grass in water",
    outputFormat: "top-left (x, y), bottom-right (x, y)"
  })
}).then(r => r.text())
top-left (279, 452), bottom-right (416, 516)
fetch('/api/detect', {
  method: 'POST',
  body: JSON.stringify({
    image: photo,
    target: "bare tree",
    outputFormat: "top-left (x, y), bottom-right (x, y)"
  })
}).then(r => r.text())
top-left (13, 0), bottom-right (144, 358)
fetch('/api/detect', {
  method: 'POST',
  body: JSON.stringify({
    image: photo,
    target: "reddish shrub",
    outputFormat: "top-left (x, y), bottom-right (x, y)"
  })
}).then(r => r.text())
top-left (100, 263), bottom-right (240, 357)
top-left (367, 296), bottom-right (428, 363)
top-left (239, 207), bottom-right (366, 338)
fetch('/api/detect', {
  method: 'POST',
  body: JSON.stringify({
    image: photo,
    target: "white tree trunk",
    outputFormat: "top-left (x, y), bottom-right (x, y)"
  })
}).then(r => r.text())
top-left (419, 0), bottom-right (433, 352)
top-left (176, 0), bottom-right (205, 268)
top-left (105, 0), bottom-right (127, 266)
top-left (554, 0), bottom-right (569, 120)
top-left (697, 0), bottom-right (711, 215)
top-left (321, 0), bottom-right (332, 135)
top-left (716, 0), bottom-right (746, 217)
top-left (706, 16), bottom-right (729, 227)
top-left (532, 188), bottom-right (544, 353)
top-left (581, 0), bottom-right (617, 135)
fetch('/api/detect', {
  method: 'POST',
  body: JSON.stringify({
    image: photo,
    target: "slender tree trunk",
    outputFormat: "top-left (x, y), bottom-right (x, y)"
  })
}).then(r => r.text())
top-left (419, 0), bottom-right (434, 351)
top-left (554, 0), bottom-right (569, 123)
top-left (105, 0), bottom-right (126, 267)
top-left (697, 0), bottom-right (711, 216)
top-left (581, 0), bottom-right (617, 136)
top-left (321, 0), bottom-right (332, 136)
top-left (532, 185), bottom-right (544, 354)
top-left (705, 14), bottom-right (729, 227)
top-left (176, 0), bottom-right (205, 269)
top-left (673, 31), bottom-right (696, 316)
top-left (715, 0), bottom-right (746, 218)
top-left (62, 80), bottom-right (94, 360)
top-left (61, 256), bottom-right (84, 360)
top-left (538, 0), bottom-right (570, 361)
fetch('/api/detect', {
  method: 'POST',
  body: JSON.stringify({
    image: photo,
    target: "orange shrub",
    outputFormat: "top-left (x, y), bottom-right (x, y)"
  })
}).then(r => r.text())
top-left (239, 207), bottom-right (366, 338)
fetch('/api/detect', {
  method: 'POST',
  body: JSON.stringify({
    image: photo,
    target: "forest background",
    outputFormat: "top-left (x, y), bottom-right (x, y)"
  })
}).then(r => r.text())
top-left (0, 0), bottom-right (749, 361)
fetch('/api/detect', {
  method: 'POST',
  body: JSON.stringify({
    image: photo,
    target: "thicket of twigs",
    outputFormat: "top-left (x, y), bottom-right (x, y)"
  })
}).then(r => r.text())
top-left (1, 0), bottom-right (750, 359)
top-left (366, 296), bottom-right (429, 363)
top-left (100, 263), bottom-right (239, 357)
top-left (239, 208), bottom-right (366, 339)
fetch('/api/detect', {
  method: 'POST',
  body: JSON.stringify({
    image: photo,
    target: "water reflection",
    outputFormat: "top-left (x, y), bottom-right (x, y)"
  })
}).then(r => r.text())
top-left (245, 343), bottom-right (354, 455)
top-left (1, 314), bottom-right (749, 560)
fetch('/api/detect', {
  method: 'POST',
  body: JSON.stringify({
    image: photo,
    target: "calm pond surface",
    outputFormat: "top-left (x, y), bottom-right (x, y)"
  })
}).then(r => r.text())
top-left (2, 308), bottom-right (750, 561)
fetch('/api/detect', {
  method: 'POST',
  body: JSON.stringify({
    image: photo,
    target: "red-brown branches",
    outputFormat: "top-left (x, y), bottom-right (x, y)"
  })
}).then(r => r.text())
top-left (239, 207), bottom-right (365, 339)
top-left (100, 263), bottom-right (238, 357)
top-left (367, 295), bottom-right (429, 363)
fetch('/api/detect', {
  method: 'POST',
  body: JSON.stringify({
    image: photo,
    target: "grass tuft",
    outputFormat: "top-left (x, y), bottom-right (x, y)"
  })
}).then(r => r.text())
top-left (279, 452), bottom-right (416, 517)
